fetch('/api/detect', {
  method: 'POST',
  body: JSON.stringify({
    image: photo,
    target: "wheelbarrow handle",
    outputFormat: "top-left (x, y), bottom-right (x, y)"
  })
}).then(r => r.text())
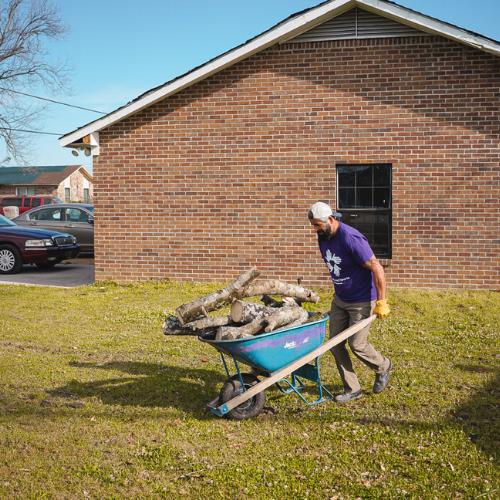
top-left (210, 314), bottom-right (377, 416)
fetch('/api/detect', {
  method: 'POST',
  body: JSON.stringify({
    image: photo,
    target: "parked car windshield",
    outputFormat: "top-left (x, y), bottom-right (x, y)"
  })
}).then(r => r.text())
top-left (0, 215), bottom-right (16, 226)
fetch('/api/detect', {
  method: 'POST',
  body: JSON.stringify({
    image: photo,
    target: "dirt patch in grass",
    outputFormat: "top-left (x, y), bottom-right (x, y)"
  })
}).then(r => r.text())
top-left (0, 281), bottom-right (498, 498)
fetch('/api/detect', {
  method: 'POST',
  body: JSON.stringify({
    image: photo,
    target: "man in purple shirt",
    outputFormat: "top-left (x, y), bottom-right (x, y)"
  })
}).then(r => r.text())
top-left (308, 201), bottom-right (392, 403)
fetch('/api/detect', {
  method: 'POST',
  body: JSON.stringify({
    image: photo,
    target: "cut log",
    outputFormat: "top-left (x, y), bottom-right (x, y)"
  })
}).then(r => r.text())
top-left (216, 316), bottom-right (267, 341)
top-left (217, 306), bottom-right (312, 340)
top-left (163, 314), bottom-right (232, 336)
top-left (239, 280), bottom-right (319, 303)
top-left (175, 267), bottom-right (260, 324)
top-left (163, 315), bottom-right (198, 335)
top-left (275, 307), bottom-right (310, 330)
top-left (264, 306), bottom-right (308, 333)
top-left (187, 315), bottom-right (232, 331)
top-left (230, 300), bottom-right (275, 324)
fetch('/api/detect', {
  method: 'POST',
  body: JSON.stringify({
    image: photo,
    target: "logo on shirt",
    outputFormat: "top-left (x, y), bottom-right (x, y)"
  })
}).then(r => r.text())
top-left (324, 249), bottom-right (342, 277)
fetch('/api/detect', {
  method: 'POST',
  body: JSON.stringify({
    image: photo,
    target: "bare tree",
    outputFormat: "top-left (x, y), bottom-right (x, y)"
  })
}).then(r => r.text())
top-left (0, 0), bottom-right (66, 164)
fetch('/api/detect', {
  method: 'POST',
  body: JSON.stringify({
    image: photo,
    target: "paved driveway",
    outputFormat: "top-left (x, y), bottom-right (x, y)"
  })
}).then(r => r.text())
top-left (0, 257), bottom-right (95, 288)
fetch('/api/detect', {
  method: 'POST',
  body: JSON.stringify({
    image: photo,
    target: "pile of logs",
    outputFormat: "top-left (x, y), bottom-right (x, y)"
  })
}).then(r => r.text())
top-left (163, 267), bottom-right (321, 341)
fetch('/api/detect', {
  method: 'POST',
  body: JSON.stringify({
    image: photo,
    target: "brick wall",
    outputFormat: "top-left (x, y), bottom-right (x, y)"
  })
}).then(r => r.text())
top-left (93, 36), bottom-right (499, 289)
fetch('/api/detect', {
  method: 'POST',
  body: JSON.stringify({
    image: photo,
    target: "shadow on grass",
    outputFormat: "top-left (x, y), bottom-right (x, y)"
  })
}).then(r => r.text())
top-left (348, 364), bottom-right (499, 465)
top-left (46, 362), bottom-right (498, 463)
top-left (49, 361), bottom-right (226, 418)
top-left (289, 364), bottom-right (499, 465)
top-left (452, 364), bottom-right (499, 465)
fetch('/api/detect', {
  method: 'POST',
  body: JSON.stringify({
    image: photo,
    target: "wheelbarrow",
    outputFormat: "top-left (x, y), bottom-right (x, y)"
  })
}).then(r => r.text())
top-left (200, 314), bottom-right (376, 419)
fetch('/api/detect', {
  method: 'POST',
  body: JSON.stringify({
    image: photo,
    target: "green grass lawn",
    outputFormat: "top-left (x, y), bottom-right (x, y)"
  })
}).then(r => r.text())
top-left (0, 281), bottom-right (498, 499)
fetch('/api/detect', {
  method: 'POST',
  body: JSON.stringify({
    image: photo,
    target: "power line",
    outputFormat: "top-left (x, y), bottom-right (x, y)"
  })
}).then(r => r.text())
top-left (0, 126), bottom-right (63, 136)
top-left (0, 87), bottom-right (107, 114)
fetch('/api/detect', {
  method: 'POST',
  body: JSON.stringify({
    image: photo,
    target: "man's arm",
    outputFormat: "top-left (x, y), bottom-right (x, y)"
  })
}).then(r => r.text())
top-left (363, 256), bottom-right (390, 319)
top-left (345, 233), bottom-right (389, 317)
top-left (363, 256), bottom-right (386, 300)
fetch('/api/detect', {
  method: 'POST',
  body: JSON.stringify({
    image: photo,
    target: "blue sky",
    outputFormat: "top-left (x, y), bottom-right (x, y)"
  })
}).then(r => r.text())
top-left (3, 0), bottom-right (499, 172)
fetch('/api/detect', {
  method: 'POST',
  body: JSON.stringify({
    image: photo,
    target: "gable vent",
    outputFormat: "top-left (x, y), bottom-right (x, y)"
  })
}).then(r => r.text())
top-left (290, 8), bottom-right (428, 43)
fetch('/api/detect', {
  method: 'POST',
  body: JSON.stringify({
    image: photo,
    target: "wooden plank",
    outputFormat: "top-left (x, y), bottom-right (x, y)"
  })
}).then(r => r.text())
top-left (218, 314), bottom-right (377, 414)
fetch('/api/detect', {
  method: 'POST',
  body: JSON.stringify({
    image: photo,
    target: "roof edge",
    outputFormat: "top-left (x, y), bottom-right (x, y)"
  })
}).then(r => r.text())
top-left (75, 165), bottom-right (94, 181)
top-left (360, 0), bottom-right (500, 52)
top-left (59, 0), bottom-right (500, 147)
top-left (59, 0), bottom-right (355, 147)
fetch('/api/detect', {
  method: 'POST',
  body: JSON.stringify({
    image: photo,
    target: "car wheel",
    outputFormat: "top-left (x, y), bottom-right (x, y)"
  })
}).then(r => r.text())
top-left (0, 244), bottom-right (22, 274)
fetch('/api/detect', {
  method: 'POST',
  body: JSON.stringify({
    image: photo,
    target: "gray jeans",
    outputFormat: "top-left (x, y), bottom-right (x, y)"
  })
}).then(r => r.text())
top-left (329, 295), bottom-right (390, 393)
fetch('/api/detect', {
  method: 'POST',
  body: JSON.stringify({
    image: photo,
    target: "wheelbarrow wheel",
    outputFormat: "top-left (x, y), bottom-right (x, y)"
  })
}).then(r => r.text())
top-left (219, 373), bottom-right (265, 420)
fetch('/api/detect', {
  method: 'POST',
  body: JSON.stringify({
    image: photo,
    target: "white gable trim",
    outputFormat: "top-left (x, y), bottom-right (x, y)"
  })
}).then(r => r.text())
top-left (358, 0), bottom-right (499, 52)
top-left (59, 0), bottom-right (499, 148)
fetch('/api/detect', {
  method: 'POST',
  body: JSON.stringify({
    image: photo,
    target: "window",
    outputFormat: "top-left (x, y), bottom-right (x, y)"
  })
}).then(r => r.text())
top-left (30, 207), bottom-right (62, 221)
top-left (16, 187), bottom-right (35, 196)
top-left (31, 198), bottom-right (41, 207)
top-left (336, 164), bottom-right (392, 258)
top-left (23, 198), bottom-right (31, 207)
top-left (65, 187), bottom-right (71, 202)
top-left (1, 198), bottom-right (21, 207)
top-left (65, 208), bottom-right (88, 223)
top-left (83, 188), bottom-right (90, 204)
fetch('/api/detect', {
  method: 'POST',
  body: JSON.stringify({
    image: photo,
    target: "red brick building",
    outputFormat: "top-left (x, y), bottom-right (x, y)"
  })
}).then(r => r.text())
top-left (60, 0), bottom-right (499, 289)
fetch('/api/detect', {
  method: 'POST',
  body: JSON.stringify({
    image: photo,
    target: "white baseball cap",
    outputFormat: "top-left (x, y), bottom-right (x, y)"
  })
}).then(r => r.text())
top-left (307, 201), bottom-right (342, 221)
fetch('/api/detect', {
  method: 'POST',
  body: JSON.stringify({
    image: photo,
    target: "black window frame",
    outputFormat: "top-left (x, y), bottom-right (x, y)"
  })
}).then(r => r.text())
top-left (336, 163), bottom-right (392, 259)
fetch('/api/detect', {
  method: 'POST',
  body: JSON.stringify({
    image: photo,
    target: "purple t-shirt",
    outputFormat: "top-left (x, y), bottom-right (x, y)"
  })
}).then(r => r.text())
top-left (318, 223), bottom-right (376, 302)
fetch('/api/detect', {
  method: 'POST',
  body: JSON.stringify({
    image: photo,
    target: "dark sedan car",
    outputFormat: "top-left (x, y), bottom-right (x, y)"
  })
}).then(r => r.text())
top-left (13, 203), bottom-right (94, 253)
top-left (0, 215), bottom-right (80, 274)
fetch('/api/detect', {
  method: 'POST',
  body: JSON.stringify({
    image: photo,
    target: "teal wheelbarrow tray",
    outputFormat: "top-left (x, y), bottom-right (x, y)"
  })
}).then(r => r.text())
top-left (200, 314), bottom-right (376, 419)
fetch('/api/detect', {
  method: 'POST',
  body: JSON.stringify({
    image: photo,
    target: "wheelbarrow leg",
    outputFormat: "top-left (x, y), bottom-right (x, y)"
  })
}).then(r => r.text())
top-left (277, 356), bottom-right (334, 406)
top-left (276, 373), bottom-right (305, 395)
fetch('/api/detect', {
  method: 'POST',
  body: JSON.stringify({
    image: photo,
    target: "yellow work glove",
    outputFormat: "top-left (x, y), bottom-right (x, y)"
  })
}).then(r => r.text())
top-left (374, 299), bottom-right (390, 319)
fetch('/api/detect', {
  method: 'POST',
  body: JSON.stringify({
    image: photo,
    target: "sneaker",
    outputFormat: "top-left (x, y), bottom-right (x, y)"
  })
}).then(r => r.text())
top-left (334, 390), bottom-right (363, 403)
top-left (373, 360), bottom-right (392, 394)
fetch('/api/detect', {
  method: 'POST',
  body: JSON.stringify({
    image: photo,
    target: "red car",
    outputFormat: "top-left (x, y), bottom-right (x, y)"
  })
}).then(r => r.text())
top-left (0, 214), bottom-right (80, 274)
top-left (0, 195), bottom-right (62, 216)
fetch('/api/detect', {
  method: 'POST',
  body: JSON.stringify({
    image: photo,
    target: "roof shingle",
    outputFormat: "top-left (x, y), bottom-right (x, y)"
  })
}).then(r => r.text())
top-left (0, 165), bottom-right (82, 185)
